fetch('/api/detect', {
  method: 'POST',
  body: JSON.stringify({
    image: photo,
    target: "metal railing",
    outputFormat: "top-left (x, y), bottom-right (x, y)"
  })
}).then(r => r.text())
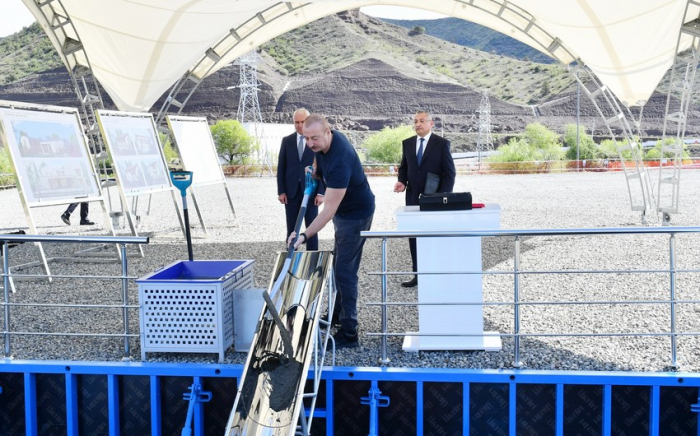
top-left (1, 234), bottom-right (149, 359)
top-left (361, 227), bottom-right (700, 368)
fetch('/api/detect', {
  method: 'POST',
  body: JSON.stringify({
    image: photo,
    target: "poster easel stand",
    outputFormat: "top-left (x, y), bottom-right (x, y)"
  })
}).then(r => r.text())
top-left (189, 189), bottom-right (208, 236)
top-left (166, 115), bottom-right (239, 234)
top-left (95, 110), bottom-right (186, 256)
top-left (0, 101), bottom-right (119, 291)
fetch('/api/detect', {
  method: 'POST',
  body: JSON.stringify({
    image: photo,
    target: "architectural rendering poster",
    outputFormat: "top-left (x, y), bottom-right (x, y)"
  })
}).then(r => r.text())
top-left (96, 110), bottom-right (171, 194)
top-left (166, 115), bottom-right (224, 186)
top-left (0, 107), bottom-right (100, 204)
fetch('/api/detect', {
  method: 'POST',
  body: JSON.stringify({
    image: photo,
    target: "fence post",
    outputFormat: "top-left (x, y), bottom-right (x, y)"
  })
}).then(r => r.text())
top-left (513, 236), bottom-right (523, 368)
top-left (669, 234), bottom-right (679, 369)
top-left (2, 242), bottom-right (10, 358)
top-left (120, 243), bottom-right (131, 360)
top-left (380, 237), bottom-right (390, 365)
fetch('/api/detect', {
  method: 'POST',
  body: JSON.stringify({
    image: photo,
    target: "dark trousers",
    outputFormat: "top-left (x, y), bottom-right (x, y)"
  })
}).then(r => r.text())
top-left (65, 202), bottom-right (89, 221)
top-left (409, 237), bottom-right (417, 273)
top-left (331, 214), bottom-right (373, 332)
top-left (406, 194), bottom-right (419, 274)
top-left (284, 188), bottom-right (319, 251)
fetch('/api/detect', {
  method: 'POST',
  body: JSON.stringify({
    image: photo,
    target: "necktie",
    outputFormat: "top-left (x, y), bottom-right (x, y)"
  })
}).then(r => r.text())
top-left (417, 138), bottom-right (424, 165)
top-left (298, 136), bottom-right (304, 160)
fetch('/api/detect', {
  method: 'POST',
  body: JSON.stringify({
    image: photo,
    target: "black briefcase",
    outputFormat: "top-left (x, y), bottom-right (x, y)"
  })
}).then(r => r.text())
top-left (419, 192), bottom-right (472, 211)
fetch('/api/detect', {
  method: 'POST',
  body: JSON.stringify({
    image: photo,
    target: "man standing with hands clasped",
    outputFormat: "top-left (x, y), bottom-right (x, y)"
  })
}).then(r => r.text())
top-left (394, 111), bottom-right (456, 288)
top-left (288, 114), bottom-right (375, 348)
top-left (277, 108), bottom-right (324, 250)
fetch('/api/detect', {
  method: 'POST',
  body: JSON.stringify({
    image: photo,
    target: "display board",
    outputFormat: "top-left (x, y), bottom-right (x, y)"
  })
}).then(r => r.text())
top-left (0, 101), bottom-right (116, 283)
top-left (165, 115), bottom-right (237, 233)
top-left (95, 109), bottom-right (185, 247)
top-left (95, 110), bottom-right (171, 195)
top-left (0, 107), bottom-right (101, 205)
top-left (166, 115), bottom-right (224, 186)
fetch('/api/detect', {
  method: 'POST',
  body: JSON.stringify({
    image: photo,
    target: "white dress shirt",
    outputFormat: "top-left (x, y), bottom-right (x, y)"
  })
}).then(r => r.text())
top-left (416, 132), bottom-right (432, 156)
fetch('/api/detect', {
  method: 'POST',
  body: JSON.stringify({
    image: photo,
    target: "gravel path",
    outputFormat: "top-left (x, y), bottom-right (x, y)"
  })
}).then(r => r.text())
top-left (3, 169), bottom-right (700, 372)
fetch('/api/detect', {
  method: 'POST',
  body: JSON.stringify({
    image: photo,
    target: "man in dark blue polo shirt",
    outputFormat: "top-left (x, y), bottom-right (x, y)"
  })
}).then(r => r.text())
top-left (288, 114), bottom-right (375, 348)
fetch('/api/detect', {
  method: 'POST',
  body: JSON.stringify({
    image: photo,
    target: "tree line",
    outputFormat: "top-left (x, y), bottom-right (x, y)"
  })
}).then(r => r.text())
top-left (0, 120), bottom-right (688, 188)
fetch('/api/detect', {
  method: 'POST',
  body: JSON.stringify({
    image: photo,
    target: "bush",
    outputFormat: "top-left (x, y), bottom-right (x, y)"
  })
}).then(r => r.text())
top-left (524, 123), bottom-right (560, 150)
top-left (489, 137), bottom-right (535, 163)
top-left (362, 125), bottom-right (413, 164)
top-left (563, 123), bottom-right (598, 160)
top-left (409, 25), bottom-right (426, 36)
top-left (158, 132), bottom-right (180, 163)
top-left (522, 123), bottom-right (563, 162)
top-left (599, 138), bottom-right (634, 160)
top-left (210, 120), bottom-right (255, 165)
top-left (0, 146), bottom-right (16, 186)
top-left (489, 123), bottom-right (563, 171)
top-left (644, 138), bottom-right (689, 161)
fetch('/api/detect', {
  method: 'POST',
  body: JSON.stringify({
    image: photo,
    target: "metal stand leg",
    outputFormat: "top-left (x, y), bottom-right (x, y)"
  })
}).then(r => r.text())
top-left (223, 182), bottom-right (239, 226)
top-left (121, 192), bottom-right (144, 258)
top-left (23, 206), bottom-right (51, 283)
top-left (189, 188), bottom-right (208, 236)
top-left (170, 189), bottom-right (187, 239)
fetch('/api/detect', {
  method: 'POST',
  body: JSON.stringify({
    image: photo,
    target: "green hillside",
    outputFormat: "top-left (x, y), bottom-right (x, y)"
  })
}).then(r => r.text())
top-left (260, 12), bottom-right (574, 105)
top-left (383, 17), bottom-right (555, 64)
top-left (0, 22), bottom-right (62, 85)
top-left (0, 12), bottom-right (570, 105)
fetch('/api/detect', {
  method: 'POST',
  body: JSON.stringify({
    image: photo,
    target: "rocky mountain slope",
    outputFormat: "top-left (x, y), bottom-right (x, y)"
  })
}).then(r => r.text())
top-left (0, 10), bottom-right (697, 151)
top-left (384, 17), bottom-right (555, 64)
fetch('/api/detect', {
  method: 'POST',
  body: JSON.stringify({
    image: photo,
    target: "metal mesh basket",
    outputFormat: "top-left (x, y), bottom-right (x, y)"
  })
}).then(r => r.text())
top-left (137, 260), bottom-right (254, 362)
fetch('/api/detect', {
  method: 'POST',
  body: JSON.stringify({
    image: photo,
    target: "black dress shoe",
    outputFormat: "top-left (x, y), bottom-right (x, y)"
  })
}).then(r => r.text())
top-left (80, 220), bottom-right (95, 226)
top-left (61, 213), bottom-right (70, 225)
top-left (401, 277), bottom-right (418, 288)
top-left (332, 328), bottom-right (358, 348)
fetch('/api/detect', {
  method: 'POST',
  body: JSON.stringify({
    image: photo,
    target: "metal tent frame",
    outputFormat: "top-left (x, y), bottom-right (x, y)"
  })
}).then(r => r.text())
top-left (24, 0), bottom-right (700, 225)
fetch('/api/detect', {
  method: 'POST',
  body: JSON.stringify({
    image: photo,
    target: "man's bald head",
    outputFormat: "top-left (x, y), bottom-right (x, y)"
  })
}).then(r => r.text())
top-left (293, 108), bottom-right (310, 135)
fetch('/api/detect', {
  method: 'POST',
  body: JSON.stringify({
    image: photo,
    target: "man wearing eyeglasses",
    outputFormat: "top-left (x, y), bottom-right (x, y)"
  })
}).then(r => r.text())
top-left (394, 111), bottom-right (456, 288)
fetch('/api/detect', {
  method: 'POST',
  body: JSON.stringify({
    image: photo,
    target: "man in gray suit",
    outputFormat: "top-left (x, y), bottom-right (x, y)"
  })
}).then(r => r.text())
top-left (277, 108), bottom-right (324, 250)
top-left (394, 111), bottom-right (456, 287)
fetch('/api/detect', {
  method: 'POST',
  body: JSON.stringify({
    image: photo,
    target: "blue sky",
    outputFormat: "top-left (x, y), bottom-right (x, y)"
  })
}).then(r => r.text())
top-left (1, 0), bottom-right (36, 37)
top-left (0, 2), bottom-right (444, 37)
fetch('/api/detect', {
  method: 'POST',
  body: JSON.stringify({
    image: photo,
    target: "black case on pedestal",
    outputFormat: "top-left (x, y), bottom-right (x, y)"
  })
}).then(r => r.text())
top-left (419, 192), bottom-right (472, 211)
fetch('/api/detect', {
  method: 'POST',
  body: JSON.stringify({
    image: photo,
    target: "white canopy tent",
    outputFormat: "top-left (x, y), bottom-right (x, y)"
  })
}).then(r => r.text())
top-left (19, 0), bottom-right (700, 224)
top-left (21, 0), bottom-right (699, 112)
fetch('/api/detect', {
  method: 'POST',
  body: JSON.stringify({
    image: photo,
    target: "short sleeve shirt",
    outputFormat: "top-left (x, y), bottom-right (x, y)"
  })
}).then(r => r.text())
top-left (316, 131), bottom-right (375, 219)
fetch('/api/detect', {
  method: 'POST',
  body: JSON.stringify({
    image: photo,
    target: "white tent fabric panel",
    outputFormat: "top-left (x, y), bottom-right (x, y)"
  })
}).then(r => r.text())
top-left (22, 0), bottom-right (700, 112)
top-left (516, 0), bottom-right (694, 106)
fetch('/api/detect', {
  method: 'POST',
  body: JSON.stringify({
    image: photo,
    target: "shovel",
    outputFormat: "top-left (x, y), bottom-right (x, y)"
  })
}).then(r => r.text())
top-left (170, 171), bottom-right (194, 261)
top-left (263, 166), bottom-right (318, 361)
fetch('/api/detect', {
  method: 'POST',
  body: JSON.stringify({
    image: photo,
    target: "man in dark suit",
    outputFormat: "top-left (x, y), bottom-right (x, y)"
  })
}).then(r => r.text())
top-left (277, 108), bottom-right (324, 250)
top-left (394, 110), bottom-right (456, 287)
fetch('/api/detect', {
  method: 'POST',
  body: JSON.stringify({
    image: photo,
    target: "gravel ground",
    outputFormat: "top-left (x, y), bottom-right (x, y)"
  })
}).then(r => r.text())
top-left (3, 169), bottom-right (700, 372)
